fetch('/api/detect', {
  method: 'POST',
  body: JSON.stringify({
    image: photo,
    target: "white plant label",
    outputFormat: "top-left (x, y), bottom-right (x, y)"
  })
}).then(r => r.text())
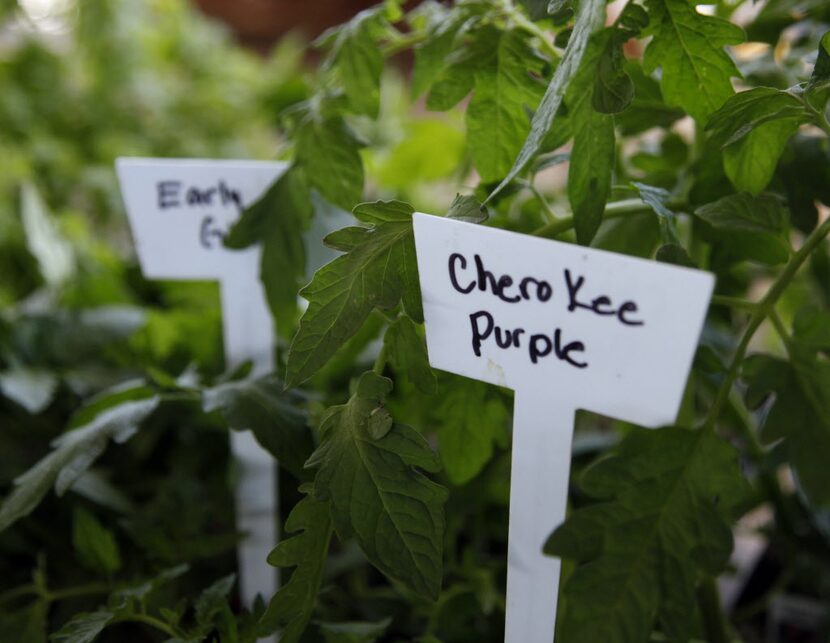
top-left (413, 212), bottom-right (714, 643)
top-left (116, 158), bottom-right (287, 607)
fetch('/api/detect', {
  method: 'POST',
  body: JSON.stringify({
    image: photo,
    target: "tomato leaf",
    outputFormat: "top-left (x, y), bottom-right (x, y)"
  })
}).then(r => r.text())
top-left (0, 394), bottom-right (159, 532)
top-left (286, 201), bottom-right (421, 387)
top-left (203, 375), bottom-right (314, 480)
top-left (694, 193), bottom-right (790, 264)
top-left (258, 486), bottom-right (332, 641)
top-left (306, 372), bottom-right (447, 600)
top-left (486, 0), bottom-right (607, 201)
top-left (384, 316), bottom-right (437, 395)
top-left (434, 378), bottom-right (509, 485)
top-left (319, 7), bottom-right (388, 118)
top-left (466, 28), bottom-right (546, 183)
top-left (743, 314), bottom-right (830, 507)
top-left (563, 29), bottom-right (616, 244)
top-left (296, 115), bottom-right (365, 212)
top-left (644, 0), bottom-right (744, 122)
top-left (72, 507), bottom-right (121, 576)
top-left (225, 166), bottom-right (311, 333)
top-left (545, 427), bottom-right (751, 642)
top-left (705, 87), bottom-right (807, 147)
top-left (50, 611), bottom-right (114, 643)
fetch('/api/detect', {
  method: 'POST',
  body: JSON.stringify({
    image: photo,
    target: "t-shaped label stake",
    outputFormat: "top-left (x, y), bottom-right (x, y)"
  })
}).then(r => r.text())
top-left (412, 213), bottom-right (714, 643)
top-left (116, 158), bottom-right (287, 607)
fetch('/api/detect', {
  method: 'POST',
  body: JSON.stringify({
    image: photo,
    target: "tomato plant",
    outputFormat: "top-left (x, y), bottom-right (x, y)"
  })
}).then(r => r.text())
top-left (1, 0), bottom-right (830, 642)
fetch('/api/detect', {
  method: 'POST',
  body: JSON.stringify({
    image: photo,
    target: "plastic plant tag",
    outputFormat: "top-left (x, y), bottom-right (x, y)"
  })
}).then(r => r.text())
top-left (412, 212), bottom-right (714, 643)
top-left (116, 158), bottom-right (287, 607)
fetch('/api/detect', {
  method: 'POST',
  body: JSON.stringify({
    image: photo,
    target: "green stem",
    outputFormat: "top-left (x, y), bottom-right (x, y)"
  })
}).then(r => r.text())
top-left (373, 342), bottom-right (388, 375)
top-left (0, 581), bottom-right (110, 607)
top-left (532, 199), bottom-right (684, 238)
top-left (520, 179), bottom-right (560, 222)
top-left (46, 582), bottom-right (110, 602)
top-left (710, 295), bottom-right (758, 311)
top-left (802, 97), bottom-right (830, 137)
top-left (697, 577), bottom-right (731, 643)
top-left (704, 216), bottom-right (830, 427)
top-left (0, 584), bottom-right (37, 606)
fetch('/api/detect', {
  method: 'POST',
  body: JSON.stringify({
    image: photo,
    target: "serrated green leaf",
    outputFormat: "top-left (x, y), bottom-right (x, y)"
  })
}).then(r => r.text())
top-left (72, 507), bottom-right (121, 576)
top-left (644, 0), bottom-right (744, 122)
top-left (202, 375), bottom-right (313, 479)
top-left (467, 28), bottom-right (546, 183)
top-left (50, 611), bottom-right (114, 643)
top-left (487, 0), bottom-right (607, 201)
top-left (695, 193), bottom-right (790, 264)
top-left (110, 564), bottom-right (189, 608)
top-left (434, 378), bottom-right (508, 485)
top-left (296, 115), bottom-right (364, 212)
top-left (286, 201), bottom-right (421, 386)
top-left (323, 8), bottom-right (386, 117)
top-left (411, 6), bottom-right (466, 99)
top-left (724, 116), bottom-right (801, 195)
top-left (426, 50), bottom-right (477, 111)
top-left (592, 32), bottom-right (633, 114)
top-left (194, 574), bottom-right (236, 629)
top-left (564, 30), bottom-right (616, 245)
top-left (706, 87), bottom-right (807, 147)
top-left (616, 61), bottom-right (684, 135)
top-left (0, 395), bottom-right (159, 532)
top-left (306, 372), bottom-right (447, 599)
top-left (225, 166), bottom-right (311, 333)
top-left (447, 193), bottom-right (487, 224)
top-left (545, 427), bottom-right (751, 642)
top-left (384, 316), bottom-right (436, 395)
top-left (743, 324), bottom-right (830, 507)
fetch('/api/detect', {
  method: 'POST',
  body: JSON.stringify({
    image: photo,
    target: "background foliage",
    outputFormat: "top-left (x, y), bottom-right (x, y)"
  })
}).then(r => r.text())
top-left (1, 0), bottom-right (830, 642)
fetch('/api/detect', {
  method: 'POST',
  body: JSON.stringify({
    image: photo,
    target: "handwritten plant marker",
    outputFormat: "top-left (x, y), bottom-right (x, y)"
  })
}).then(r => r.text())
top-left (117, 158), bottom-right (287, 607)
top-left (412, 213), bottom-right (714, 643)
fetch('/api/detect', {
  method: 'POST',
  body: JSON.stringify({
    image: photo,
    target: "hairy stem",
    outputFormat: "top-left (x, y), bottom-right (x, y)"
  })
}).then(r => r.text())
top-left (704, 216), bottom-right (830, 427)
top-left (532, 198), bottom-right (686, 238)
top-left (710, 295), bottom-right (758, 311)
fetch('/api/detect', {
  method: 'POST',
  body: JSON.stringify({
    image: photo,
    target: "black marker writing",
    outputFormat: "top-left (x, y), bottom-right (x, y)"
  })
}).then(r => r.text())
top-left (449, 252), bottom-right (552, 303)
top-left (199, 216), bottom-right (228, 249)
top-left (564, 269), bottom-right (644, 326)
top-left (158, 181), bottom-right (182, 209)
top-left (468, 310), bottom-right (586, 368)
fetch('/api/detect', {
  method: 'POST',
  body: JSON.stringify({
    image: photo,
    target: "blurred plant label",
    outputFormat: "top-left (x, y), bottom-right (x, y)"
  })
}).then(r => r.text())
top-left (116, 157), bottom-right (287, 608)
top-left (413, 212), bottom-right (714, 643)
top-left (117, 158), bottom-right (287, 367)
